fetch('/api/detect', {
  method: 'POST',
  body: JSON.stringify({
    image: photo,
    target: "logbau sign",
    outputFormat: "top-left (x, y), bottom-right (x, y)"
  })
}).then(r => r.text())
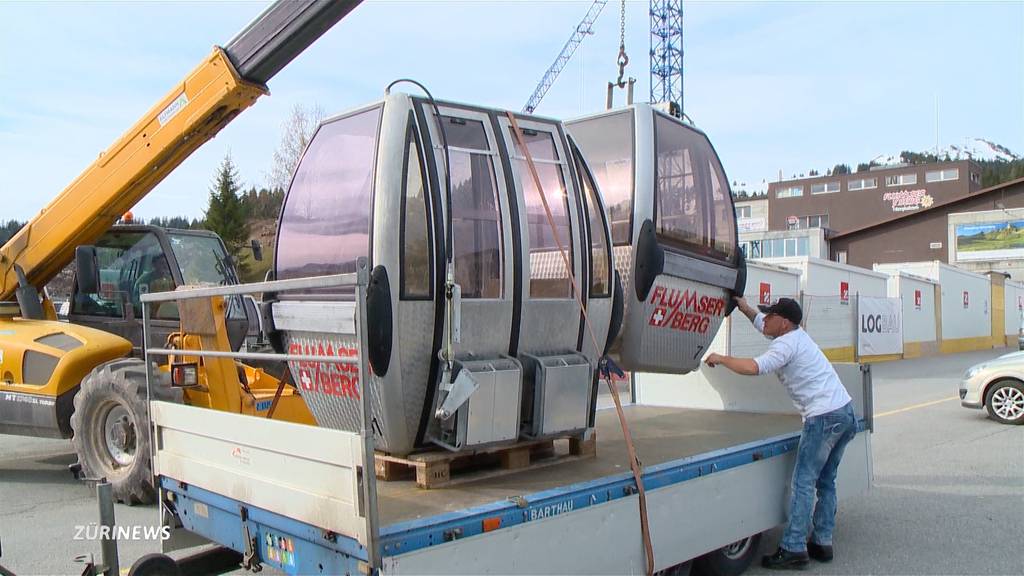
top-left (858, 296), bottom-right (903, 356)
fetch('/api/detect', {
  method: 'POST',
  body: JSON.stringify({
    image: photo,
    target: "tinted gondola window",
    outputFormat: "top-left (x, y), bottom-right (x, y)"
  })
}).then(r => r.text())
top-left (446, 117), bottom-right (503, 299)
top-left (276, 106), bottom-right (381, 290)
top-left (654, 114), bottom-right (736, 264)
top-left (574, 152), bottom-right (611, 298)
top-left (402, 122), bottom-right (430, 299)
top-left (708, 159), bottom-right (737, 262)
top-left (567, 112), bottom-right (634, 246)
top-left (510, 129), bottom-right (573, 299)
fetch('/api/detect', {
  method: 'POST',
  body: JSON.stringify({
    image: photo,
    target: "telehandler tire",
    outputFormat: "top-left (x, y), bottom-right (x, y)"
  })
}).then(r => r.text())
top-left (71, 359), bottom-right (180, 505)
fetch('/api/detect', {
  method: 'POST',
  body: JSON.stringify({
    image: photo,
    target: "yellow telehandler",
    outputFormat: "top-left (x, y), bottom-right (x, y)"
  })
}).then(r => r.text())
top-left (0, 0), bottom-right (363, 503)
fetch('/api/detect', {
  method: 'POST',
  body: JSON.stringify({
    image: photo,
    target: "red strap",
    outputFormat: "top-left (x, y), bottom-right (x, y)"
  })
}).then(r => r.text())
top-left (507, 112), bottom-right (655, 576)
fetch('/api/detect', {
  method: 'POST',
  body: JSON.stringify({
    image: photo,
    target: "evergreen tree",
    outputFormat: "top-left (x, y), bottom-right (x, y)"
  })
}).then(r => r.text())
top-left (205, 153), bottom-right (251, 274)
top-left (831, 163), bottom-right (851, 175)
top-left (148, 216), bottom-right (194, 229)
top-left (239, 186), bottom-right (286, 220)
top-left (0, 220), bottom-right (25, 245)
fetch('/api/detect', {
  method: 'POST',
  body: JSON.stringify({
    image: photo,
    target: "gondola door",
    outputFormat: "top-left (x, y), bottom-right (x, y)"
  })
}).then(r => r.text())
top-left (498, 115), bottom-right (611, 438)
top-left (496, 116), bottom-right (585, 358)
top-left (421, 105), bottom-right (515, 360)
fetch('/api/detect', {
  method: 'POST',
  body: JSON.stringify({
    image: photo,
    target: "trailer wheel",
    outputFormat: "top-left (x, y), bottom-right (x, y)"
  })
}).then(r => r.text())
top-left (692, 533), bottom-right (761, 576)
top-left (129, 553), bottom-right (181, 576)
top-left (656, 559), bottom-right (692, 576)
top-left (71, 359), bottom-right (179, 505)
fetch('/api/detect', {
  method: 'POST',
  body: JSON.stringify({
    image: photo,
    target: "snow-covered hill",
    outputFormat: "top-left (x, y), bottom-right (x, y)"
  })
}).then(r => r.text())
top-left (871, 138), bottom-right (1020, 166)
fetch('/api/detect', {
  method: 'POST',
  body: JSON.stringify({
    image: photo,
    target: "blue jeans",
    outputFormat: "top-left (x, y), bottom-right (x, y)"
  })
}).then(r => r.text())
top-left (781, 402), bottom-right (857, 552)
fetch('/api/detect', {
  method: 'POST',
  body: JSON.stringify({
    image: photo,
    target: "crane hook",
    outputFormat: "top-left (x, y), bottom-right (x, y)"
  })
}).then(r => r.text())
top-left (615, 48), bottom-right (629, 88)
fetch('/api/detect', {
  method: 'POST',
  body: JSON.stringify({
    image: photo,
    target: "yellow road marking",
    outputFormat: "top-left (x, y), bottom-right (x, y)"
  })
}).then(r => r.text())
top-left (875, 396), bottom-right (959, 418)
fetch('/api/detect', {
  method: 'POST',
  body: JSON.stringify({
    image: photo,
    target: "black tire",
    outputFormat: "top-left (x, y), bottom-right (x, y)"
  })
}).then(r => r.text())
top-left (657, 559), bottom-right (692, 576)
top-left (692, 533), bottom-right (762, 576)
top-left (129, 553), bottom-right (181, 576)
top-left (70, 359), bottom-right (180, 505)
top-left (984, 379), bottom-right (1024, 425)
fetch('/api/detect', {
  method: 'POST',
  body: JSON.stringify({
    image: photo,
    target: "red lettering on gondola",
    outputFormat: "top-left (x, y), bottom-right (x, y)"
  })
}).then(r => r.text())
top-left (288, 341), bottom-right (360, 399)
top-left (647, 284), bottom-right (725, 334)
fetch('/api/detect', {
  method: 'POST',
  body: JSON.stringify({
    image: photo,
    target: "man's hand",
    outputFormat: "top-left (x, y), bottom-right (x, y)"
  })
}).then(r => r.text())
top-left (734, 296), bottom-right (758, 322)
top-left (705, 352), bottom-right (726, 368)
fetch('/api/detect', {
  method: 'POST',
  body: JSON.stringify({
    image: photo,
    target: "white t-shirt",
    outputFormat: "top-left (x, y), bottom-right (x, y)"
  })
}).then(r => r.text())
top-left (752, 313), bottom-right (852, 419)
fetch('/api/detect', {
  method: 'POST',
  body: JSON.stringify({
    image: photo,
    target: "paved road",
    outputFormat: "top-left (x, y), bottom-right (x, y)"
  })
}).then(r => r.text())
top-left (0, 348), bottom-right (1021, 574)
top-left (747, 348), bottom-right (1024, 576)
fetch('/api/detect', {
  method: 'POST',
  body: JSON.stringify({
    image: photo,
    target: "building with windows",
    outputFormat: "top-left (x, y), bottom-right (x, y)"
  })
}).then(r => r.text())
top-left (829, 177), bottom-right (1024, 279)
top-left (766, 160), bottom-right (983, 235)
top-left (739, 228), bottom-right (829, 260)
top-left (733, 161), bottom-right (1024, 280)
top-left (734, 197), bottom-right (768, 234)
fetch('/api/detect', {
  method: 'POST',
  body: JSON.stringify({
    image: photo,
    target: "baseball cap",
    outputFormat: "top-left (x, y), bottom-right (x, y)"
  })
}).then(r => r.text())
top-left (758, 297), bottom-right (802, 325)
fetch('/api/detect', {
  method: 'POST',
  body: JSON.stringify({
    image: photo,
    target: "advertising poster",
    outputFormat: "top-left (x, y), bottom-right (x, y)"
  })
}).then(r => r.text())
top-left (956, 220), bottom-right (1024, 261)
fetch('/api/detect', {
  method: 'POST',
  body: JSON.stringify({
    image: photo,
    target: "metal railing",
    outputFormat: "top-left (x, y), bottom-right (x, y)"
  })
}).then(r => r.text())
top-left (139, 257), bottom-right (380, 568)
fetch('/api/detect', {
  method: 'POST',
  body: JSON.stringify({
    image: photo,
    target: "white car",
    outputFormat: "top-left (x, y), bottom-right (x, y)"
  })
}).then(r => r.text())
top-left (960, 351), bottom-right (1024, 425)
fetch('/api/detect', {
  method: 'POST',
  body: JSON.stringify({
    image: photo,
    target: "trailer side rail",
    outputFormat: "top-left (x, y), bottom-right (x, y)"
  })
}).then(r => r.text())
top-left (143, 258), bottom-right (381, 569)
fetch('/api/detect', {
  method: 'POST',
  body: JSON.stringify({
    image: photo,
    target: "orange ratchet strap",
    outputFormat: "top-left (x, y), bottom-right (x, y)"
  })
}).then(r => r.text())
top-left (506, 112), bottom-right (655, 576)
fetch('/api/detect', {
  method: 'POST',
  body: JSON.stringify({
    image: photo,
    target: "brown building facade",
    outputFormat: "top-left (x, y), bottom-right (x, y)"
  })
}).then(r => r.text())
top-left (766, 160), bottom-right (983, 234)
top-left (829, 178), bottom-right (1024, 273)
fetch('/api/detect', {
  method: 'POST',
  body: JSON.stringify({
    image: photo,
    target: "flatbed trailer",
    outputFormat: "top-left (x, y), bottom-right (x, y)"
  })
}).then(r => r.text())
top-left (141, 265), bottom-right (873, 576)
top-left (151, 369), bottom-right (872, 574)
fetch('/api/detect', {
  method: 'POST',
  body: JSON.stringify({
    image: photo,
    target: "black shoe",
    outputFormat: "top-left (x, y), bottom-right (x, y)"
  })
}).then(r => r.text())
top-left (761, 548), bottom-right (809, 570)
top-left (807, 541), bottom-right (833, 562)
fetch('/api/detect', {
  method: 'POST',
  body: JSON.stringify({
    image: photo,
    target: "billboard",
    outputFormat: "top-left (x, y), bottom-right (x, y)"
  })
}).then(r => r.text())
top-left (956, 220), bottom-right (1024, 261)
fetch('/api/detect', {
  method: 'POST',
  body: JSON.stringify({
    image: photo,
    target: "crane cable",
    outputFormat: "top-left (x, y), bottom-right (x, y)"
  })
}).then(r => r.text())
top-left (506, 111), bottom-right (655, 576)
top-left (613, 0), bottom-right (629, 88)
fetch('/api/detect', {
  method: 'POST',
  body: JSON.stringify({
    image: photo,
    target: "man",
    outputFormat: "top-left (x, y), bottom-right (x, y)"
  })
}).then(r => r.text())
top-left (705, 296), bottom-right (857, 570)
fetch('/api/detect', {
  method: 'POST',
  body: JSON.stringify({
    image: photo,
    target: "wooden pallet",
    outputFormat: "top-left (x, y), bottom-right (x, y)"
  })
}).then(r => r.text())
top-left (374, 432), bottom-right (597, 489)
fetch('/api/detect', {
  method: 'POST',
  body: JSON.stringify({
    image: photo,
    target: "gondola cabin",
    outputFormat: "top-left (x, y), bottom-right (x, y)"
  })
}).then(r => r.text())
top-left (271, 94), bottom-right (744, 456)
top-left (568, 104), bottom-right (746, 374)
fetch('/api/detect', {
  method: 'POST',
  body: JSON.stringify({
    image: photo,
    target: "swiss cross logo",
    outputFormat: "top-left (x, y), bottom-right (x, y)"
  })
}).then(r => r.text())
top-left (963, 291), bottom-right (969, 308)
top-left (650, 307), bottom-right (667, 326)
top-left (914, 289), bottom-right (922, 309)
top-left (299, 369), bottom-right (312, 389)
top-left (759, 282), bottom-right (771, 305)
top-left (840, 282), bottom-right (850, 305)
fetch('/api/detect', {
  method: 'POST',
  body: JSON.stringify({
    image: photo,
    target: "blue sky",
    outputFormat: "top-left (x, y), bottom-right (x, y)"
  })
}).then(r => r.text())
top-left (1, 1), bottom-right (1021, 222)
